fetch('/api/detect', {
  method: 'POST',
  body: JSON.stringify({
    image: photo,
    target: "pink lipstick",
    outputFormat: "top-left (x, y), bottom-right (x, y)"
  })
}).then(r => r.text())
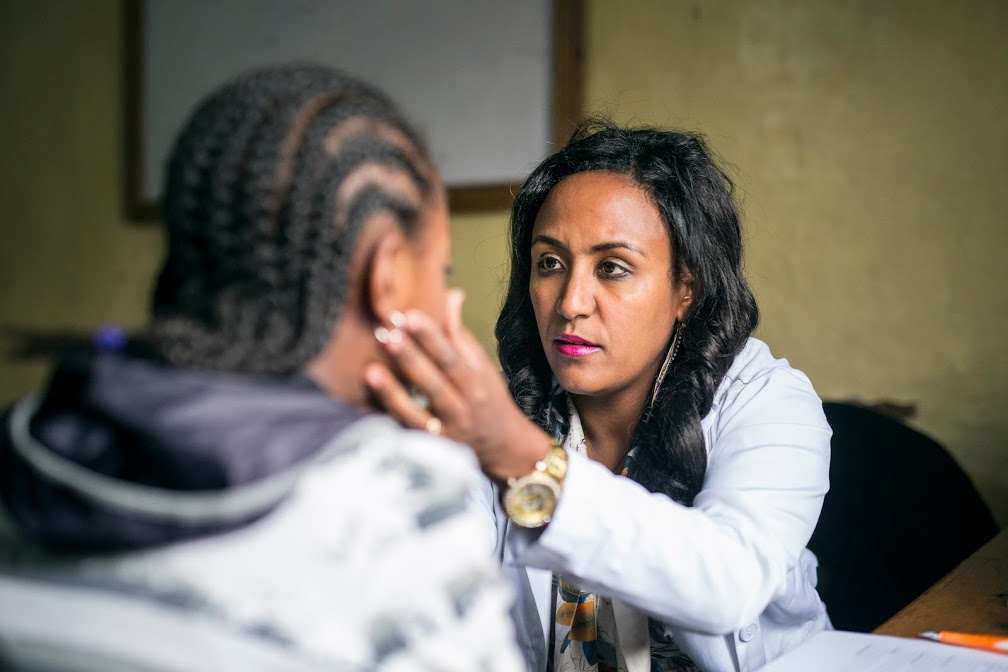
top-left (553, 334), bottom-right (601, 357)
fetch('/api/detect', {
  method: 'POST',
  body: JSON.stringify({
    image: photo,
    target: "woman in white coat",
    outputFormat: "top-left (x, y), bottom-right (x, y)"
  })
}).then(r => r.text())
top-left (365, 121), bottom-right (833, 672)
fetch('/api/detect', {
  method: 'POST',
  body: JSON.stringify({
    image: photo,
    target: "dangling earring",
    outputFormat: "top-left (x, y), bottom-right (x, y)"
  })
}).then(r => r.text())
top-left (374, 310), bottom-right (406, 344)
top-left (650, 320), bottom-right (684, 408)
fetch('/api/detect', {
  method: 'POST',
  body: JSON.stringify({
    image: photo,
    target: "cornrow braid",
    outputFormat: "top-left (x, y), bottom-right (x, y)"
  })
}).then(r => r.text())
top-left (150, 65), bottom-right (435, 374)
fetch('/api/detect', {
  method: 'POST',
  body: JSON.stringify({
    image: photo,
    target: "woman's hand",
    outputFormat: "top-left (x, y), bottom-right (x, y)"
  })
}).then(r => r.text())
top-left (364, 290), bottom-right (552, 484)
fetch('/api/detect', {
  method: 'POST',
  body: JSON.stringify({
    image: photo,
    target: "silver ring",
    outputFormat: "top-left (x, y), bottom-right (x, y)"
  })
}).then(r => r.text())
top-left (410, 388), bottom-right (430, 411)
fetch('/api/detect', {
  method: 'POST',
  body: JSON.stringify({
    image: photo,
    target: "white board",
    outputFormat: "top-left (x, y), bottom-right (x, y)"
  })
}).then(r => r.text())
top-left (136, 0), bottom-right (554, 204)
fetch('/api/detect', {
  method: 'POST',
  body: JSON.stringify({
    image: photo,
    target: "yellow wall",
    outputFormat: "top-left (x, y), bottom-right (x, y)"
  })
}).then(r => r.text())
top-left (0, 1), bottom-right (162, 399)
top-left (583, 0), bottom-right (1008, 522)
top-left (450, 210), bottom-right (511, 350)
top-left (2, 1), bottom-right (1006, 523)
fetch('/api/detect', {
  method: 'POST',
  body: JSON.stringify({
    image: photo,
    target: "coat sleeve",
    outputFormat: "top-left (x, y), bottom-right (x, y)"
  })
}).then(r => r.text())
top-left (509, 366), bottom-right (832, 635)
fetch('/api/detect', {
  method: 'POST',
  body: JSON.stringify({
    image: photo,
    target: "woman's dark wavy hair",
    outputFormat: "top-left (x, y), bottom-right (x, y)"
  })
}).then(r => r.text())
top-left (496, 120), bottom-right (759, 505)
top-left (149, 64), bottom-right (436, 373)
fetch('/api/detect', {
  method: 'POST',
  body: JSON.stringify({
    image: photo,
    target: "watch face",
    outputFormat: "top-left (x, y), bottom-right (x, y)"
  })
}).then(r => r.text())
top-left (515, 483), bottom-right (556, 512)
top-left (505, 473), bottom-right (561, 528)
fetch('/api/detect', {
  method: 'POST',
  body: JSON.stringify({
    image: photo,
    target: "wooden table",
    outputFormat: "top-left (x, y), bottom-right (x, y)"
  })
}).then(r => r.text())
top-left (874, 527), bottom-right (1008, 637)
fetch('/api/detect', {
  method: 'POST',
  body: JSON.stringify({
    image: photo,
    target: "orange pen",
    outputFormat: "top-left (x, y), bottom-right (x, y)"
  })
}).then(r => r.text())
top-left (920, 631), bottom-right (1008, 655)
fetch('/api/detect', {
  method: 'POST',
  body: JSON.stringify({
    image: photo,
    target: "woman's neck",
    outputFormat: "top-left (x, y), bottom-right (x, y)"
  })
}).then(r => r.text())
top-left (571, 388), bottom-right (648, 472)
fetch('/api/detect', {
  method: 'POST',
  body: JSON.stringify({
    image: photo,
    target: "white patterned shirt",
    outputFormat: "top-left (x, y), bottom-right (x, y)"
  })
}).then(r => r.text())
top-left (0, 415), bottom-right (523, 672)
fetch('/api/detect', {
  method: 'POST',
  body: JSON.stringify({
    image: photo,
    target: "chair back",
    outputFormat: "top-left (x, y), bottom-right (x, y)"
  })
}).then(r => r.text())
top-left (808, 401), bottom-right (998, 632)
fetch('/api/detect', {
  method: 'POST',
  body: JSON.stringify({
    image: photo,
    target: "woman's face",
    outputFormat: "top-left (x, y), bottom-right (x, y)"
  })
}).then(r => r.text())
top-left (529, 171), bottom-right (692, 406)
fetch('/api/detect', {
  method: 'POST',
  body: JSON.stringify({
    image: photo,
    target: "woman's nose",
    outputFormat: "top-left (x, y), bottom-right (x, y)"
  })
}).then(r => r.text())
top-left (556, 272), bottom-right (594, 320)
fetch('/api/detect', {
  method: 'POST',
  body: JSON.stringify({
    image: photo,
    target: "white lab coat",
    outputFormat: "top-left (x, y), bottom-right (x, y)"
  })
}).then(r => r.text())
top-left (474, 338), bottom-right (833, 672)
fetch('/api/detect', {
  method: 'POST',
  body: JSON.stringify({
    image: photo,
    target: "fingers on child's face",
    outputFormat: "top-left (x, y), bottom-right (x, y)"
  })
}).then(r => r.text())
top-left (365, 363), bottom-right (427, 430)
top-left (405, 310), bottom-right (460, 371)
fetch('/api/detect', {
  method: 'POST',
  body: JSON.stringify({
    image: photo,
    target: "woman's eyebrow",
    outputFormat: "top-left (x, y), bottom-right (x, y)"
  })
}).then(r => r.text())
top-left (532, 234), bottom-right (568, 250)
top-left (532, 234), bottom-right (646, 256)
top-left (590, 241), bottom-right (646, 256)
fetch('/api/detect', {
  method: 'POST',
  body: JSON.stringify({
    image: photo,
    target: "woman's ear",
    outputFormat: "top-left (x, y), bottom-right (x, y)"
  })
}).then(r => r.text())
top-left (675, 271), bottom-right (695, 323)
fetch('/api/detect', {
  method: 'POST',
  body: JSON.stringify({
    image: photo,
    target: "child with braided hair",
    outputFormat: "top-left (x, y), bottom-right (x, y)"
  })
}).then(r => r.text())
top-left (0, 65), bottom-right (521, 671)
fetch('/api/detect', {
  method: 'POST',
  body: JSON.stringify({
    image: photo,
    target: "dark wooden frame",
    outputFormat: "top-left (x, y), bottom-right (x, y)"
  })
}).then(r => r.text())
top-left (122, 0), bottom-right (584, 220)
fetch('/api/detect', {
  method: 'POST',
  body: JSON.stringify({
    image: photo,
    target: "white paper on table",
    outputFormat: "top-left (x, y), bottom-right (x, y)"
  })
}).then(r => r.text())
top-left (762, 631), bottom-right (1008, 672)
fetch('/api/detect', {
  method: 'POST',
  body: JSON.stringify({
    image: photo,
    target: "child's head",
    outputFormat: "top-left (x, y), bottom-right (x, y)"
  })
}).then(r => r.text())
top-left (150, 65), bottom-right (451, 377)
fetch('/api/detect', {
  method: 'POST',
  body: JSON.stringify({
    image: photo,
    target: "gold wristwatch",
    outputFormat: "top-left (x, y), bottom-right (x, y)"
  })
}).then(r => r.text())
top-left (503, 441), bottom-right (568, 528)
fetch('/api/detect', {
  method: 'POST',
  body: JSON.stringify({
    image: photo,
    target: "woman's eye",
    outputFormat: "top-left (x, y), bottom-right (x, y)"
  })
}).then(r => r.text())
top-left (536, 255), bottom-right (563, 273)
top-left (599, 260), bottom-right (629, 278)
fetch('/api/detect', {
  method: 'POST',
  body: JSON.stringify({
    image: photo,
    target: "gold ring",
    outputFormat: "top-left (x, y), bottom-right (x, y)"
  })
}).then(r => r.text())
top-left (425, 416), bottom-right (443, 436)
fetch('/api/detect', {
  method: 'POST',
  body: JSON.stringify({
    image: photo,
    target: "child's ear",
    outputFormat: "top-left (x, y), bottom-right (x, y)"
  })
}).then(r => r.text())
top-left (363, 222), bottom-right (413, 323)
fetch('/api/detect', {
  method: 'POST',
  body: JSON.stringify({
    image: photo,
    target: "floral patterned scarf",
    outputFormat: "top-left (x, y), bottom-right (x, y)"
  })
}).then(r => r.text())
top-left (544, 383), bottom-right (700, 672)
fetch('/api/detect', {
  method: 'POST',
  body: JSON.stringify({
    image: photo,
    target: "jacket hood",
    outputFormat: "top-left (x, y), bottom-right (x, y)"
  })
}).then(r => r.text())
top-left (0, 354), bottom-right (363, 551)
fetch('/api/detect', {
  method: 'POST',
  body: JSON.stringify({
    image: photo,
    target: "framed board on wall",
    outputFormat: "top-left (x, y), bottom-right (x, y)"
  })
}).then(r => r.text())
top-left (123, 0), bottom-right (584, 219)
